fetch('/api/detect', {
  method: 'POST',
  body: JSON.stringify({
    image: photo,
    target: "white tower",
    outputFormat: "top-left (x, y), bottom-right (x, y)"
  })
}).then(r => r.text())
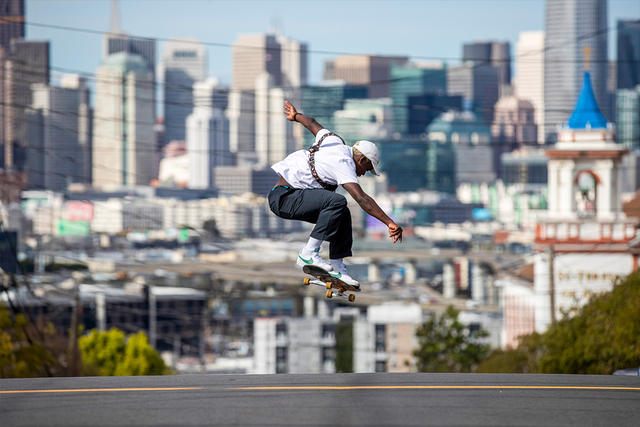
top-left (516, 31), bottom-right (545, 145)
top-left (186, 78), bottom-right (231, 189)
top-left (93, 52), bottom-right (155, 189)
top-left (162, 38), bottom-right (207, 144)
top-left (533, 63), bottom-right (638, 332)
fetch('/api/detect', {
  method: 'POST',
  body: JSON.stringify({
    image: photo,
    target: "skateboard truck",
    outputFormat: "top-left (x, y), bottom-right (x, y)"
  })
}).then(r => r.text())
top-left (304, 277), bottom-right (356, 302)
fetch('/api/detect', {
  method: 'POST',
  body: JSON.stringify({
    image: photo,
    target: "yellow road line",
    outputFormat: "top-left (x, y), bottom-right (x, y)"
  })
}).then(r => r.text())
top-left (2, 385), bottom-right (639, 395)
top-left (0, 387), bottom-right (203, 394)
top-left (233, 385), bottom-right (640, 391)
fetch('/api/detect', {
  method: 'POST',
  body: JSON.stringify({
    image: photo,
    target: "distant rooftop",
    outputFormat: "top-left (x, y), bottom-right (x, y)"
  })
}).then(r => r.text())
top-left (101, 52), bottom-right (150, 74)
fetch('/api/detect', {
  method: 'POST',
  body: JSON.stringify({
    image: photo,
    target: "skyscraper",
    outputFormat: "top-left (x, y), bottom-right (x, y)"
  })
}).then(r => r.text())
top-left (103, 1), bottom-right (156, 71)
top-left (616, 20), bottom-right (640, 90)
top-left (3, 39), bottom-right (50, 170)
top-left (0, 0), bottom-right (25, 167)
top-left (93, 52), bottom-right (155, 189)
top-left (232, 34), bottom-right (282, 90)
top-left (226, 90), bottom-right (256, 164)
top-left (463, 41), bottom-right (511, 87)
top-left (389, 61), bottom-right (448, 135)
top-left (543, 0), bottom-right (608, 142)
top-left (516, 31), bottom-right (545, 144)
top-left (186, 78), bottom-right (231, 189)
top-left (254, 73), bottom-right (295, 168)
top-left (61, 75), bottom-right (92, 185)
top-left (279, 35), bottom-right (307, 89)
top-left (27, 82), bottom-right (86, 191)
top-left (325, 55), bottom-right (408, 99)
top-left (300, 82), bottom-right (368, 148)
top-left (447, 63), bottom-right (500, 125)
top-left (161, 38), bottom-right (207, 144)
top-left (616, 86), bottom-right (640, 192)
top-left (0, 0), bottom-right (24, 51)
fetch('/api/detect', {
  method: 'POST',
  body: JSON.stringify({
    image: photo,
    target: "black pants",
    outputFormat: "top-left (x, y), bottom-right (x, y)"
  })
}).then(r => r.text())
top-left (268, 186), bottom-right (353, 259)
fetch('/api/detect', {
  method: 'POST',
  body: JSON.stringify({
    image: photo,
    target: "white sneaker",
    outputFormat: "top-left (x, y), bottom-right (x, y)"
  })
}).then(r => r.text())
top-left (329, 263), bottom-right (359, 289)
top-left (297, 247), bottom-right (333, 272)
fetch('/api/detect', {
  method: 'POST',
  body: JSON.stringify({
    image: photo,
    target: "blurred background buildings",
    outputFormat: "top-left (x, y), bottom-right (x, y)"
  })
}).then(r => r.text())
top-left (0, 0), bottom-right (638, 374)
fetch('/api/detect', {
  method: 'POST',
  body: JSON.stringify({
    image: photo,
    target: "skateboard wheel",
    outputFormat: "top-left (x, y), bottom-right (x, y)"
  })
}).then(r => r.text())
top-left (326, 290), bottom-right (333, 299)
top-left (325, 282), bottom-right (332, 289)
top-left (349, 294), bottom-right (356, 302)
top-left (303, 278), bottom-right (310, 286)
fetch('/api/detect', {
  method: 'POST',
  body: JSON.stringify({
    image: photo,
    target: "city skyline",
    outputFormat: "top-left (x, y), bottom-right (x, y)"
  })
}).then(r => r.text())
top-left (26, 0), bottom-right (639, 86)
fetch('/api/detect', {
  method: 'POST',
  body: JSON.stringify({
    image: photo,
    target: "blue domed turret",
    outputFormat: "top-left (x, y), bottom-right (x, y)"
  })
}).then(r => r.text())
top-left (566, 72), bottom-right (607, 129)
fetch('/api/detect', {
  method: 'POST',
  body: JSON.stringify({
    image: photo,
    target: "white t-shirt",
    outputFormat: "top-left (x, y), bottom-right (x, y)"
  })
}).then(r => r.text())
top-left (271, 129), bottom-right (359, 189)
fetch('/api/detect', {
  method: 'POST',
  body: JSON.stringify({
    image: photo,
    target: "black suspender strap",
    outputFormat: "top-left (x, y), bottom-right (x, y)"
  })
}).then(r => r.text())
top-left (308, 132), bottom-right (345, 192)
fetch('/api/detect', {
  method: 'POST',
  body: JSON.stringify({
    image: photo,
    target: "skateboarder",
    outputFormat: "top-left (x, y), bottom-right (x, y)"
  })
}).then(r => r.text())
top-left (269, 100), bottom-right (403, 288)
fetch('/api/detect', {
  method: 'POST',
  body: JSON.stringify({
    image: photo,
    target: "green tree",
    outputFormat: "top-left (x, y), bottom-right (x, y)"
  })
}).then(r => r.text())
top-left (79, 328), bottom-right (169, 376)
top-left (79, 328), bottom-right (126, 376)
top-left (0, 303), bottom-right (56, 378)
top-left (413, 305), bottom-right (490, 373)
top-left (476, 270), bottom-right (640, 374)
top-left (114, 332), bottom-right (167, 376)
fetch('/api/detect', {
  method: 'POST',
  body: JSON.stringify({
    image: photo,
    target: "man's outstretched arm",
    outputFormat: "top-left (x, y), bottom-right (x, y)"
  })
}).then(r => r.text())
top-left (283, 100), bottom-right (324, 136)
top-left (343, 182), bottom-right (403, 243)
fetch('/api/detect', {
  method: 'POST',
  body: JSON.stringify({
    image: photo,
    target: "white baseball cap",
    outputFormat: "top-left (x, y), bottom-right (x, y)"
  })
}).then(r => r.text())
top-left (354, 140), bottom-right (380, 176)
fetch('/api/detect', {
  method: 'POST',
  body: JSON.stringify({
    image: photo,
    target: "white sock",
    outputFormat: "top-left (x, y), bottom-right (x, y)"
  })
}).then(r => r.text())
top-left (305, 237), bottom-right (323, 252)
top-left (330, 259), bottom-right (343, 269)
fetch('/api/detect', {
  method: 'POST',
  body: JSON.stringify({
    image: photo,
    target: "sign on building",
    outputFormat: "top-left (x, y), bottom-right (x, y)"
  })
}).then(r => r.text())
top-left (66, 201), bottom-right (94, 222)
top-left (56, 220), bottom-right (90, 237)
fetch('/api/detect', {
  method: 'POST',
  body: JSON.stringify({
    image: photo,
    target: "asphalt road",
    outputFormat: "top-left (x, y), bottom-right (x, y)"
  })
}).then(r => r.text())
top-left (1, 373), bottom-right (639, 426)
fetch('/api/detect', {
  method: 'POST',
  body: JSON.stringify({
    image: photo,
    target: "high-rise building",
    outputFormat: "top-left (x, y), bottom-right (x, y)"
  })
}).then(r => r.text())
top-left (0, 0), bottom-right (24, 51)
top-left (325, 55), bottom-right (408, 99)
top-left (516, 31), bottom-right (545, 144)
top-left (544, 0), bottom-right (608, 141)
top-left (254, 73), bottom-right (295, 167)
top-left (186, 78), bottom-right (231, 189)
top-left (103, 0), bottom-right (156, 122)
top-left (406, 94), bottom-right (463, 136)
top-left (491, 95), bottom-right (538, 178)
top-left (27, 83), bottom-right (86, 191)
top-left (226, 90), bottom-right (256, 164)
top-left (103, 1), bottom-right (155, 71)
top-left (3, 39), bottom-right (50, 170)
top-left (463, 40), bottom-right (511, 87)
top-left (378, 136), bottom-right (456, 194)
top-left (427, 110), bottom-right (495, 185)
top-left (0, 0), bottom-right (25, 168)
top-left (279, 35), bottom-right (307, 89)
top-left (616, 85), bottom-right (640, 192)
top-left (61, 75), bottom-right (92, 185)
top-left (93, 52), bottom-right (155, 189)
top-left (617, 20), bottom-right (640, 90)
top-left (300, 82), bottom-right (368, 148)
top-left (389, 61), bottom-right (448, 135)
top-left (447, 63), bottom-right (499, 125)
top-left (333, 98), bottom-right (394, 143)
top-left (232, 34), bottom-right (282, 90)
top-left (161, 38), bottom-right (207, 144)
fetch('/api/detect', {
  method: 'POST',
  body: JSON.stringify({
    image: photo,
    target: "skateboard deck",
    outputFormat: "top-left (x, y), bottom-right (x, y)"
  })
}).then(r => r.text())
top-left (302, 265), bottom-right (361, 302)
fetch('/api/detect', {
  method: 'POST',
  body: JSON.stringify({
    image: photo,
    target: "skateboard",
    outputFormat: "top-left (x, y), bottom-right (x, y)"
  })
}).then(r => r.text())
top-left (302, 265), bottom-right (361, 302)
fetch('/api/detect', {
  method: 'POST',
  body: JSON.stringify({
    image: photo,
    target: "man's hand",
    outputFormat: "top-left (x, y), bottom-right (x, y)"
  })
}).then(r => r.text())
top-left (283, 100), bottom-right (323, 135)
top-left (283, 100), bottom-right (298, 121)
top-left (388, 223), bottom-right (403, 243)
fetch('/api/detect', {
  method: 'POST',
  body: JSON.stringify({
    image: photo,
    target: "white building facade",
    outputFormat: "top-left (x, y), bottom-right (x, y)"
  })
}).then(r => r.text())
top-left (186, 78), bottom-right (231, 188)
top-left (516, 31), bottom-right (545, 145)
top-left (93, 52), bottom-right (155, 189)
top-left (161, 38), bottom-right (207, 144)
